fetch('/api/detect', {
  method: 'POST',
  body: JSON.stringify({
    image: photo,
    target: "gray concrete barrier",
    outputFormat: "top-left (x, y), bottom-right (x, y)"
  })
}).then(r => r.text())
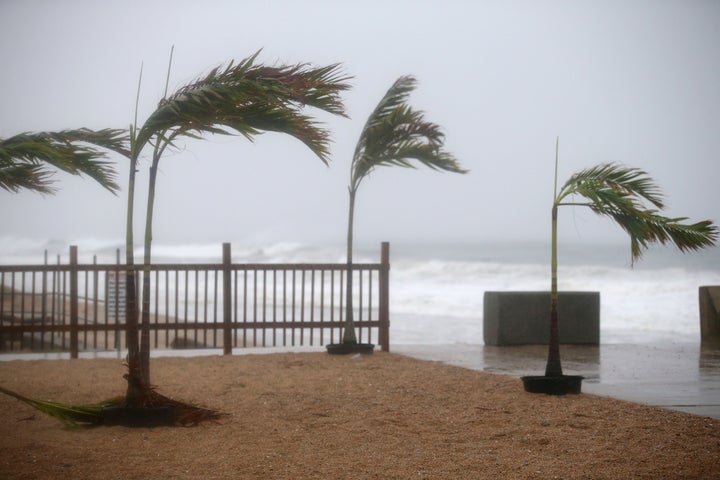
top-left (483, 291), bottom-right (600, 346)
top-left (700, 286), bottom-right (720, 342)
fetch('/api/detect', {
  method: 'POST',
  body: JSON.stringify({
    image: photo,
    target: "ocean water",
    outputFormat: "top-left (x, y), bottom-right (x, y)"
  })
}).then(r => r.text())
top-left (1, 236), bottom-right (719, 346)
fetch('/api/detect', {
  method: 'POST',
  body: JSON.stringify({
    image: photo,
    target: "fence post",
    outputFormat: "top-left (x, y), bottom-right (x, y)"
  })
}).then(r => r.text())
top-left (378, 242), bottom-right (390, 352)
top-left (69, 245), bottom-right (79, 359)
top-left (42, 250), bottom-right (48, 324)
top-left (222, 243), bottom-right (232, 355)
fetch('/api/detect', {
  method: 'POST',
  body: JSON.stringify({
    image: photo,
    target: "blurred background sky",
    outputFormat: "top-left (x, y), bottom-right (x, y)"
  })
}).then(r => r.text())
top-left (1, 0), bottom-right (718, 253)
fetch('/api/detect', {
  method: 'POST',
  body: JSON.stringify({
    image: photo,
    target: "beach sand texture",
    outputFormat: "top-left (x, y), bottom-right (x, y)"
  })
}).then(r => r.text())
top-left (0, 352), bottom-right (719, 479)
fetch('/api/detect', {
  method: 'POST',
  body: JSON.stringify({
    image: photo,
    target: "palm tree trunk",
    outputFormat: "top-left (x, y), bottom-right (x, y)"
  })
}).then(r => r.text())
top-left (138, 158), bottom-right (159, 386)
top-left (124, 158), bottom-right (143, 406)
top-left (545, 204), bottom-right (563, 377)
top-left (343, 188), bottom-right (357, 344)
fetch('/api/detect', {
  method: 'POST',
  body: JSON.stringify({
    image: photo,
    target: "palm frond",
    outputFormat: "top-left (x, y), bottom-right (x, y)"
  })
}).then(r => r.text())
top-left (558, 163), bottom-right (664, 208)
top-left (350, 75), bottom-right (466, 190)
top-left (50, 128), bottom-right (132, 158)
top-left (605, 209), bottom-right (717, 263)
top-left (0, 385), bottom-right (105, 427)
top-left (558, 163), bottom-right (718, 263)
top-left (0, 129), bottom-right (126, 194)
top-left (133, 51), bottom-right (351, 164)
top-left (0, 160), bottom-right (55, 194)
top-left (360, 75), bottom-right (417, 133)
top-left (0, 382), bottom-right (223, 428)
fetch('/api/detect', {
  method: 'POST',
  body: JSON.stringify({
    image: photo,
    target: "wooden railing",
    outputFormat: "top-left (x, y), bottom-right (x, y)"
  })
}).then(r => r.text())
top-left (0, 242), bottom-right (390, 357)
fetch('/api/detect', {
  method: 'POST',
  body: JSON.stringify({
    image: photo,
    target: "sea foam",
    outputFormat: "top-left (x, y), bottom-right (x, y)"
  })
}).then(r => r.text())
top-left (1, 236), bottom-right (718, 345)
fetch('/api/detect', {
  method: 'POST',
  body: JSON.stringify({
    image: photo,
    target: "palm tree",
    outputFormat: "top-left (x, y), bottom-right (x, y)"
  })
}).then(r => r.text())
top-left (0, 128), bottom-right (127, 194)
top-left (1, 127), bottom-right (140, 383)
top-left (1, 130), bottom-right (129, 359)
top-left (0, 128), bottom-right (142, 425)
top-left (1, 130), bottom-right (128, 361)
top-left (1, 51), bottom-right (351, 425)
top-left (333, 75), bottom-right (467, 351)
top-left (525, 139), bottom-right (718, 393)
top-left (125, 50), bottom-right (351, 403)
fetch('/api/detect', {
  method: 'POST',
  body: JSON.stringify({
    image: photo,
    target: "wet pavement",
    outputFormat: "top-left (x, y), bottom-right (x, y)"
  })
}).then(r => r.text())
top-left (394, 342), bottom-right (720, 419)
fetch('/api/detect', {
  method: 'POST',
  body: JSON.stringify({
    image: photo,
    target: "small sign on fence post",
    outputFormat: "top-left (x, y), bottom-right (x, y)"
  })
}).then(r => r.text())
top-left (107, 270), bottom-right (127, 323)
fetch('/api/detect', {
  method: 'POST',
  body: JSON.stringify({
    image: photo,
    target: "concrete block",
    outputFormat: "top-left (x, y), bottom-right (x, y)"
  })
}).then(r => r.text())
top-left (483, 291), bottom-right (600, 346)
top-left (699, 286), bottom-right (720, 342)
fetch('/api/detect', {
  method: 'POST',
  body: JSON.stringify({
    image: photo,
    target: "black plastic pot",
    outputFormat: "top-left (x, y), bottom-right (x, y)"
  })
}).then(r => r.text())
top-left (102, 405), bottom-right (175, 427)
top-left (326, 343), bottom-right (375, 355)
top-left (521, 375), bottom-right (583, 395)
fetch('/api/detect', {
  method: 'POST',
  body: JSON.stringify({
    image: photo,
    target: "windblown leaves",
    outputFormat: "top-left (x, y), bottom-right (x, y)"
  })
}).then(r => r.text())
top-left (556, 163), bottom-right (718, 263)
top-left (350, 75), bottom-right (466, 191)
top-left (133, 50), bottom-right (352, 164)
top-left (0, 128), bottom-right (128, 194)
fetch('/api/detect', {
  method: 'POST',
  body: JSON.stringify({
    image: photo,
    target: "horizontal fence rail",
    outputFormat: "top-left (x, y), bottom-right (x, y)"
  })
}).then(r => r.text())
top-left (0, 242), bottom-right (390, 357)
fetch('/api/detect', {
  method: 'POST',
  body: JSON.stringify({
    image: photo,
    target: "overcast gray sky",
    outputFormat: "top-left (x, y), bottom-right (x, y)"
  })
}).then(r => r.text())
top-left (1, 0), bottom-right (718, 251)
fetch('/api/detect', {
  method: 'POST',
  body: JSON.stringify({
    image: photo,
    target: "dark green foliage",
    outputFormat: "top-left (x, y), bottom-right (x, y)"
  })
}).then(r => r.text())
top-left (350, 75), bottom-right (466, 192)
top-left (556, 163), bottom-right (718, 263)
top-left (0, 128), bottom-right (127, 194)
top-left (132, 50), bottom-right (351, 164)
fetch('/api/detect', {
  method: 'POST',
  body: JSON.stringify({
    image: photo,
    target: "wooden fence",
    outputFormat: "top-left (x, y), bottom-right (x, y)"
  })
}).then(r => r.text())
top-left (0, 242), bottom-right (390, 357)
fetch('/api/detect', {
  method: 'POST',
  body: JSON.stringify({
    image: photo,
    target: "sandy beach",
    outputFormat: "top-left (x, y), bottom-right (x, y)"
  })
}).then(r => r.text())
top-left (0, 352), bottom-right (718, 479)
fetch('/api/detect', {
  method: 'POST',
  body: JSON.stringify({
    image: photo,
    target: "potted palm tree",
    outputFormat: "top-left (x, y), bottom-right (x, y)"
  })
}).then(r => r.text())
top-left (522, 139), bottom-right (718, 394)
top-left (326, 75), bottom-right (467, 355)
